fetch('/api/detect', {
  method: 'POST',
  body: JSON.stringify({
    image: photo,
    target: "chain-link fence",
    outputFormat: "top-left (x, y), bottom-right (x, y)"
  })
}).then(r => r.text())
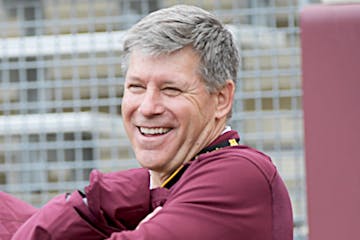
top-left (0, 0), bottom-right (310, 239)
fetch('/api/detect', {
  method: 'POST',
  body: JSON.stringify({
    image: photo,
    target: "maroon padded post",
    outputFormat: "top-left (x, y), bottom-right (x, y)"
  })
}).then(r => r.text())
top-left (301, 4), bottom-right (360, 240)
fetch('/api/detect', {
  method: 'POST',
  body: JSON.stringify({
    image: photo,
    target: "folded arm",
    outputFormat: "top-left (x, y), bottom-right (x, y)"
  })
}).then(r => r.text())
top-left (106, 154), bottom-right (276, 240)
top-left (12, 168), bottom-right (153, 240)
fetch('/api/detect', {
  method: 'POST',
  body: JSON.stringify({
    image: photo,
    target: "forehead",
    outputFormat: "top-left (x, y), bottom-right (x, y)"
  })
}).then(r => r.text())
top-left (126, 47), bottom-right (201, 82)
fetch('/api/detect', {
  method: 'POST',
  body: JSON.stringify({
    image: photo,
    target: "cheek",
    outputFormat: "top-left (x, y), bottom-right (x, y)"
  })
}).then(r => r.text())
top-left (122, 93), bottom-right (136, 117)
top-left (121, 97), bottom-right (137, 135)
top-left (121, 92), bottom-right (129, 115)
top-left (174, 100), bottom-right (211, 132)
top-left (187, 95), bottom-right (216, 120)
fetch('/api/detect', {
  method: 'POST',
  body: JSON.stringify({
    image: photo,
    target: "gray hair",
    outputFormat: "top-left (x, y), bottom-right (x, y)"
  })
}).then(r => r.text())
top-left (122, 5), bottom-right (240, 92)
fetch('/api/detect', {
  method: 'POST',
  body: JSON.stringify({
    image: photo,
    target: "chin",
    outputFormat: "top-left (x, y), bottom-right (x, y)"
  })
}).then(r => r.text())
top-left (136, 156), bottom-right (161, 169)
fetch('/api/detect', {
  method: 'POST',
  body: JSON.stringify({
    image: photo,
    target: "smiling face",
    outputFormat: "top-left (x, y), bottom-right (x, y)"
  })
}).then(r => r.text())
top-left (122, 47), bottom-right (229, 182)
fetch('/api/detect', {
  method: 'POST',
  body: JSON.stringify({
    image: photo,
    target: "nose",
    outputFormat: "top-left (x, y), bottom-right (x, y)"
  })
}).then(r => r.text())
top-left (138, 88), bottom-right (165, 116)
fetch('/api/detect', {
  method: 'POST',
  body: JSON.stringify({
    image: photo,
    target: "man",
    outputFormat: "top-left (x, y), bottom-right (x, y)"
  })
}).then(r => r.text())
top-left (7, 5), bottom-right (293, 240)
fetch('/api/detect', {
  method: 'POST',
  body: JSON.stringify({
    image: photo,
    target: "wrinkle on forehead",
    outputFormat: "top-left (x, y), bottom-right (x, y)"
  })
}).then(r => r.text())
top-left (126, 47), bottom-right (203, 85)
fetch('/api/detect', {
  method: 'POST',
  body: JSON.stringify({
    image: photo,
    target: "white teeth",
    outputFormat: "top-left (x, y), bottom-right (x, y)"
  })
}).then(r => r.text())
top-left (140, 127), bottom-right (171, 135)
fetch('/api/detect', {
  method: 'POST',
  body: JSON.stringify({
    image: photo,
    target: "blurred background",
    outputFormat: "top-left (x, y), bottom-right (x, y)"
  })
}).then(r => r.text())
top-left (0, 0), bottom-right (316, 239)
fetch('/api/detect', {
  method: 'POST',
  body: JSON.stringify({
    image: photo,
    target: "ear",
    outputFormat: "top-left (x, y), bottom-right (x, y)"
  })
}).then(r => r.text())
top-left (215, 80), bottom-right (235, 120)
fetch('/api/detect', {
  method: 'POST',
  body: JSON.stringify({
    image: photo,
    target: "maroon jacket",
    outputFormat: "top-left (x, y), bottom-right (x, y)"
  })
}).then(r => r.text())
top-left (5, 130), bottom-right (293, 239)
top-left (0, 192), bottom-right (37, 240)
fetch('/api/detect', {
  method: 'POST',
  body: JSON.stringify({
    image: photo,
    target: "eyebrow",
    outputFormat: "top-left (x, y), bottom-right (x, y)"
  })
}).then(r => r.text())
top-left (125, 75), bottom-right (143, 82)
top-left (126, 74), bottom-right (184, 84)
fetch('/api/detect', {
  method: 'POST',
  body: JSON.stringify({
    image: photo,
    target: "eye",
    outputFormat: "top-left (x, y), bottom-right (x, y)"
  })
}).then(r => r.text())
top-left (127, 84), bottom-right (145, 93)
top-left (162, 87), bottom-right (182, 96)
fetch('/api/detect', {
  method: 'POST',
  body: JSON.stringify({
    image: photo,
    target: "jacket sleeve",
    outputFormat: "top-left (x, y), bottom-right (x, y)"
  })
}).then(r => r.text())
top-left (105, 152), bottom-right (285, 240)
top-left (0, 192), bottom-right (37, 240)
top-left (12, 168), bottom-right (152, 240)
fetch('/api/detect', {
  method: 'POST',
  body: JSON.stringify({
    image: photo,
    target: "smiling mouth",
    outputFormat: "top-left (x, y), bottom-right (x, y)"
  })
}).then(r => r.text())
top-left (139, 127), bottom-right (172, 136)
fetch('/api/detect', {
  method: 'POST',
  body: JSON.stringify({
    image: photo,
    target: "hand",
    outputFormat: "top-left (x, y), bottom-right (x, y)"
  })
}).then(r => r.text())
top-left (136, 206), bottom-right (162, 229)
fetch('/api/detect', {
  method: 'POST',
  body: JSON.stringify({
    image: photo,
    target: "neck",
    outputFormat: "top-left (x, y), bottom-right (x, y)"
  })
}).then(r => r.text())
top-left (151, 120), bottom-right (228, 188)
